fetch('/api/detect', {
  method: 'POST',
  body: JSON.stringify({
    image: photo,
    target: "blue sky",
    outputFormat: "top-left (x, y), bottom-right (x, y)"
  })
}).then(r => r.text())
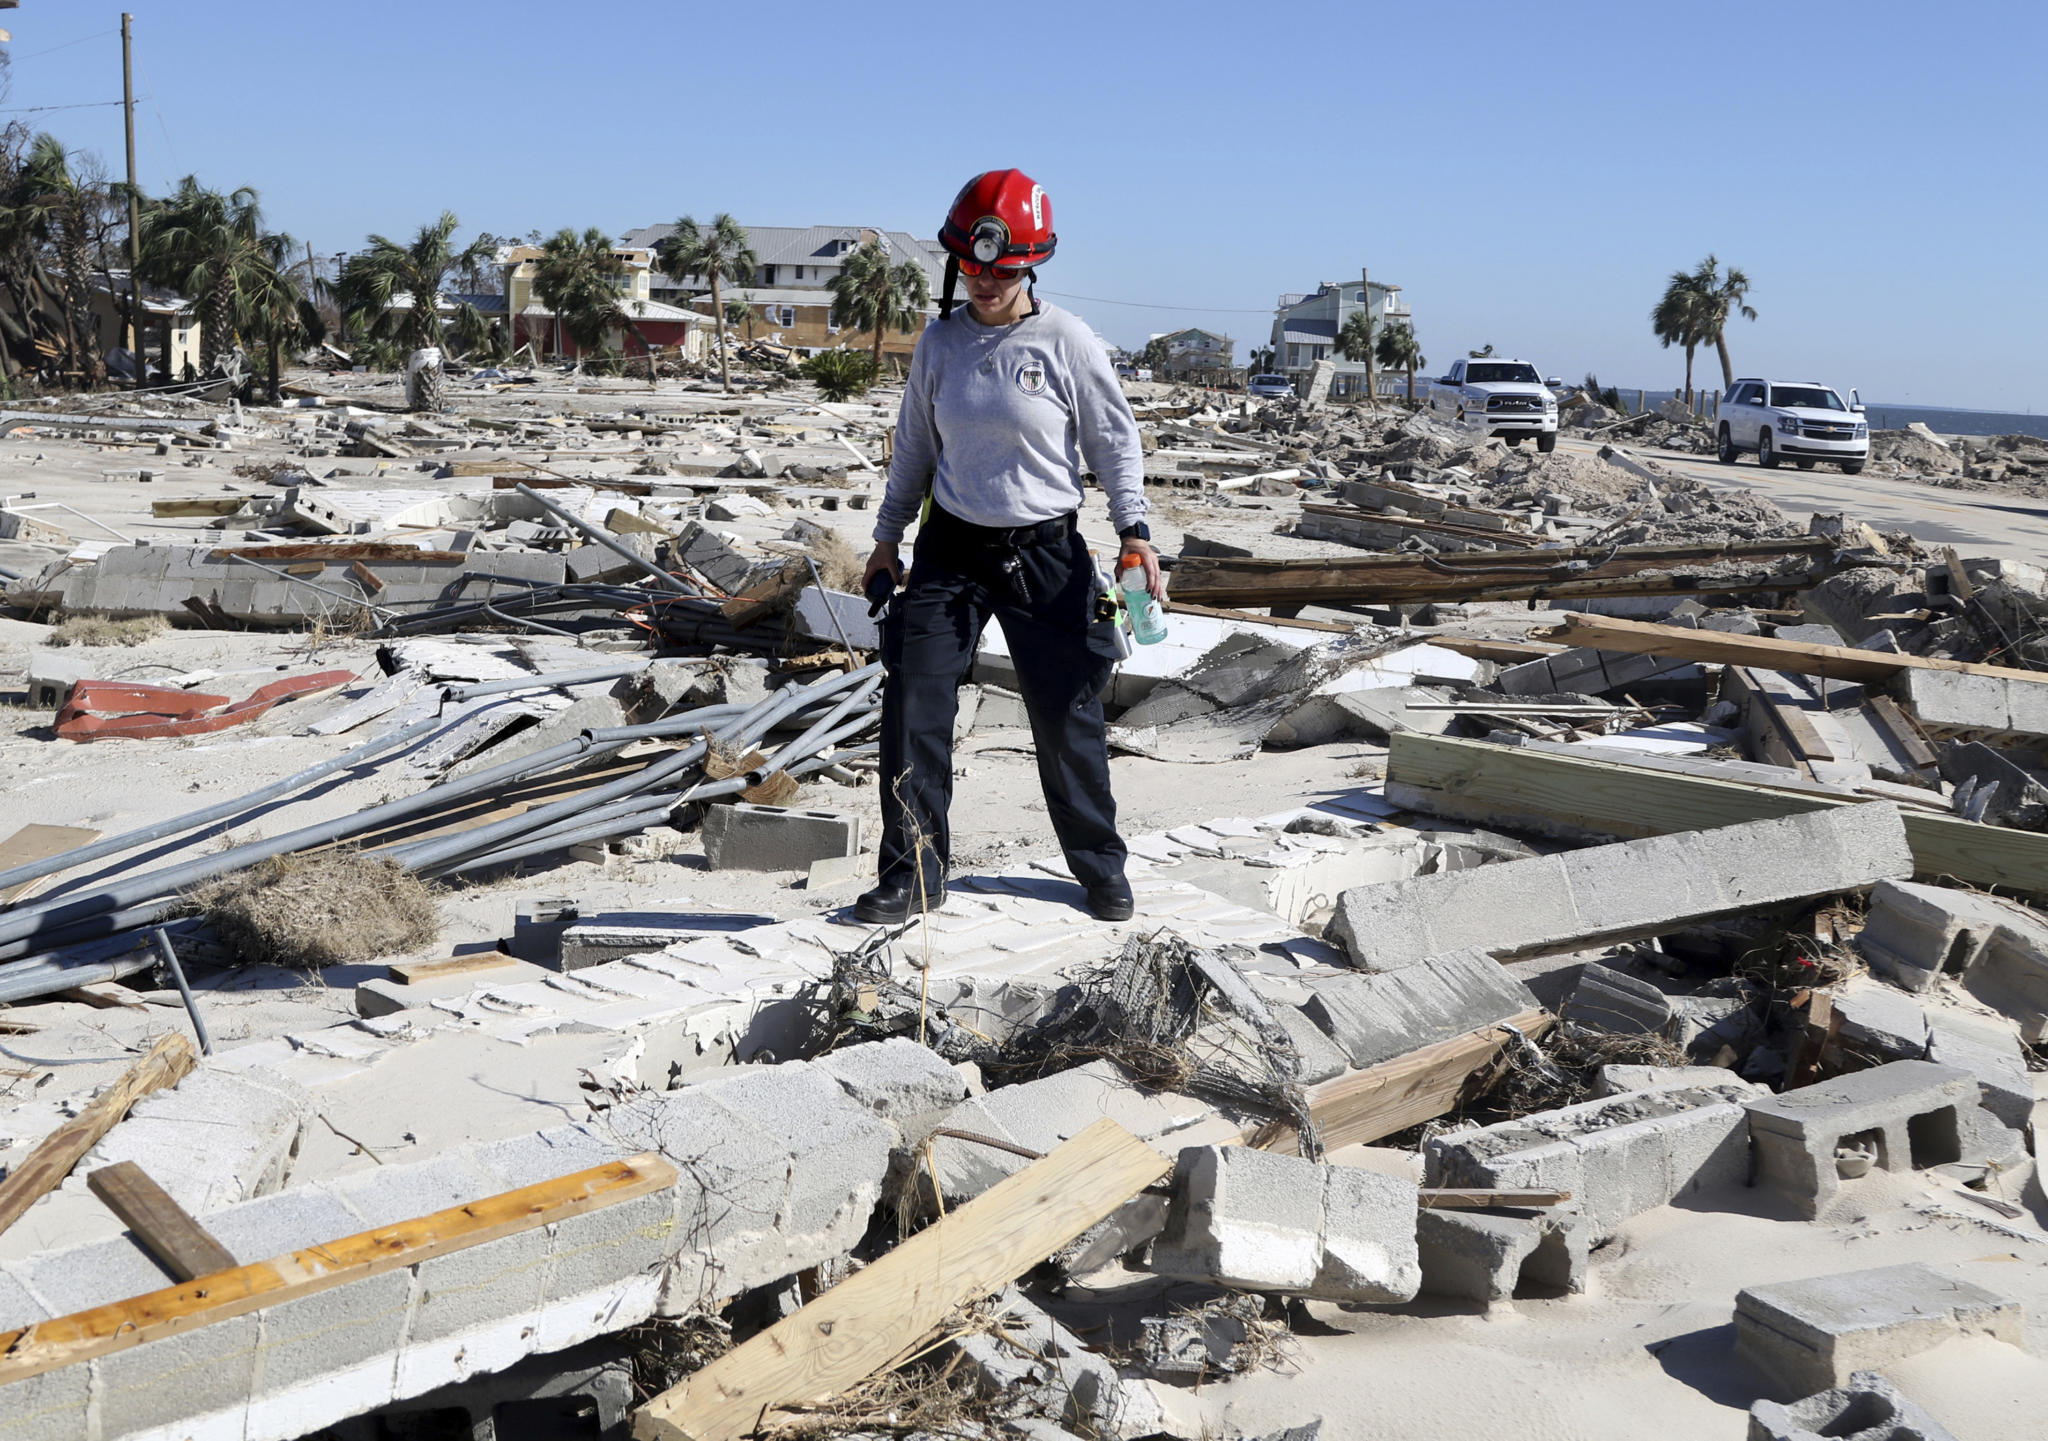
top-left (5, 1), bottom-right (2044, 410)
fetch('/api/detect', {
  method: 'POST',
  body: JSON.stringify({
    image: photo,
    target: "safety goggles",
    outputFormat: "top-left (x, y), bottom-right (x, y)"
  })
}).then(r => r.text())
top-left (955, 256), bottom-right (1029, 279)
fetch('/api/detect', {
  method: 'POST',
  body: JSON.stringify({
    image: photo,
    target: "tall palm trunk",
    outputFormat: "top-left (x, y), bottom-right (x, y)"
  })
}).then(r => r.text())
top-left (1682, 344), bottom-right (1696, 406)
top-left (1714, 334), bottom-right (1734, 390)
top-left (201, 271), bottom-right (235, 374)
top-left (1406, 362), bottom-right (1416, 404)
top-left (266, 336), bottom-right (282, 404)
top-left (710, 273), bottom-right (731, 394)
top-left (869, 305), bottom-right (886, 378)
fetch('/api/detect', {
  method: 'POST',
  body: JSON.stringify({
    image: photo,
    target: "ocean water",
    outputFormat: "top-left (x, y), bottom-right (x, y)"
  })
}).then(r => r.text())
top-left (1613, 388), bottom-right (2047, 441)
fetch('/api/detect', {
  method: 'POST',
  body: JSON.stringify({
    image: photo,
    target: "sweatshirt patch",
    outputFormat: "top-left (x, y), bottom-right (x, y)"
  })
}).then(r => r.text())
top-left (1017, 361), bottom-right (1047, 396)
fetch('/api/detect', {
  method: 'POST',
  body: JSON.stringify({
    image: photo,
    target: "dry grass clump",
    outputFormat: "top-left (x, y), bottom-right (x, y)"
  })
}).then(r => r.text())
top-left (805, 528), bottom-right (864, 593)
top-left (190, 847), bottom-right (440, 968)
top-left (48, 613), bottom-right (168, 648)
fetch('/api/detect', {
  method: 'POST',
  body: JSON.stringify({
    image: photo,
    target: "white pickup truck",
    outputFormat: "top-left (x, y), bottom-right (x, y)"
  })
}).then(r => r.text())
top-left (1428, 358), bottom-right (1562, 452)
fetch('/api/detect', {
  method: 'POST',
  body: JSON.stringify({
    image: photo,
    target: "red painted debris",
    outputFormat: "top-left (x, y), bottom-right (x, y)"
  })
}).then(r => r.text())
top-left (54, 670), bottom-right (358, 741)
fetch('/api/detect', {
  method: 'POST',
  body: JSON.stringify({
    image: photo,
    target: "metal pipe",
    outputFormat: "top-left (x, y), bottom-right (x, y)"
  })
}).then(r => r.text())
top-left (746, 670), bottom-right (880, 784)
top-left (151, 926), bottom-right (213, 1056)
top-left (0, 928), bottom-right (174, 1005)
top-left (0, 712), bottom-right (450, 901)
top-left (513, 483), bottom-right (692, 596)
top-left (443, 662), bottom-right (645, 703)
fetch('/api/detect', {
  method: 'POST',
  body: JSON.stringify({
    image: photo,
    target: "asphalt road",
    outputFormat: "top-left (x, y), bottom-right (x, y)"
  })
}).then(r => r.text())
top-left (1557, 436), bottom-right (2048, 566)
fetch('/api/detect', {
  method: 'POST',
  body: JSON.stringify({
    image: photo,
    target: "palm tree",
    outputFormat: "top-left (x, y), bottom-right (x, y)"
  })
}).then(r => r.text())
top-left (136, 176), bottom-right (272, 376)
top-left (531, 226), bottom-right (656, 363)
top-left (1375, 322), bottom-right (1426, 404)
top-left (239, 230), bottom-right (315, 404)
top-left (1337, 307), bottom-right (1377, 402)
top-left (656, 214), bottom-right (755, 394)
top-left (0, 129), bottom-right (75, 389)
top-left (1687, 254), bottom-right (1757, 389)
top-left (334, 211), bottom-right (493, 360)
top-left (1467, 342), bottom-right (1496, 359)
top-left (827, 238), bottom-right (931, 378)
top-left (1246, 345), bottom-right (1274, 375)
top-left (18, 134), bottom-right (104, 387)
top-left (724, 298), bottom-right (755, 344)
top-left (1651, 266), bottom-right (1712, 404)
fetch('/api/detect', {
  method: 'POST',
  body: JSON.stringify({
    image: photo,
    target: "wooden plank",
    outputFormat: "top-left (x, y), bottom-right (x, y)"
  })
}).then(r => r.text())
top-left (633, 1119), bottom-right (1171, 1441)
top-left (1384, 731), bottom-right (2048, 901)
top-left (86, 1162), bottom-right (237, 1281)
top-left (490, 474), bottom-right (655, 497)
top-left (150, 497), bottom-right (249, 518)
top-left (0, 1151), bottom-right (674, 1385)
top-left (1423, 635), bottom-right (1565, 664)
top-left (1867, 694), bottom-right (1939, 771)
top-left (0, 824), bottom-right (101, 906)
top-left (1724, 667), bottom-right (1828, 775)
top-left (1539, 612), bottom-right (2048, 686)
top-left (1300, 502), bottom-right (1546, 548)
top-left (1418, 1188), bottom-right (1572, 1209)
top-left (1169, 537), bottom-right (1838, 608)
top-left (348, 560), bottom-right (386, 595)
top-left (206, 544), bottom-right (466, 564)
top-left (55, 984), bottom-right (145, 1009)
top-left (0, 1034), bottom-right (196, 1241)
top-left (1246, 1010), bottom-right (1553, 1155)
top-left (1161, 601), bottom-right (1354, 634)
top-left (387, 950), bottom-right (520, 985)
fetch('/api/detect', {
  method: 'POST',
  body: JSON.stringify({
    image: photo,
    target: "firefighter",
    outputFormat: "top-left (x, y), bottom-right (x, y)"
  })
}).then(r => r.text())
top-left (857, 168), bottom-right (1161, 925)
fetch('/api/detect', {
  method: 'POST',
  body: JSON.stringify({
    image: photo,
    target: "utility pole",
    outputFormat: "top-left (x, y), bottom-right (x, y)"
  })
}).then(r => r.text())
top-left (122, 14), bottom-right (142, 390)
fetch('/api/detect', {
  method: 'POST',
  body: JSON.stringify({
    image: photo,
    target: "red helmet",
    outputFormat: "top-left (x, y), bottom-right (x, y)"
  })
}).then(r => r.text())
top-left (939, 169), bottom-right (1055, 273)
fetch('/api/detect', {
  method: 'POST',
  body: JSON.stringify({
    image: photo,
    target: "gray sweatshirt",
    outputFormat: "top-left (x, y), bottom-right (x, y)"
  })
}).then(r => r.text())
top-left (872, 301), bottom-right (1148, 544)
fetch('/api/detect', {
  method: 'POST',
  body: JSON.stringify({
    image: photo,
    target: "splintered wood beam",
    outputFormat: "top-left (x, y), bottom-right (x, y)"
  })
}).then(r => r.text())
top-left (0, 1151), bottom-right (676, 1386)
top-left (1538, 612), bottom-right (2048, 686)
top-left (1168, 536), bottom-right (1838, 608)
top-left (86, 1163), bottom-right (237, 1281)
top-left (632, 1119), bottom-right (1172, 1441)
top-left (0, 1033), bottom-right (196, 1241)
top-left (1244, 1009), bottom-right (1553, 1155)
top-left (387, 951), bottom-right (520, 985)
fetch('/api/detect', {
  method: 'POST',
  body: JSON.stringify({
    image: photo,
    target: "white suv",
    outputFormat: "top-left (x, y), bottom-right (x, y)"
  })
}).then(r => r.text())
top-left (1717, 379), bottom-right (1869, 474)
top-left (1428, 359), bottom-right (1562, 451)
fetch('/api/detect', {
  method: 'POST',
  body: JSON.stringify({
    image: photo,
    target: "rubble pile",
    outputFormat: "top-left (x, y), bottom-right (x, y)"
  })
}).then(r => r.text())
top-left (0, 367), bottom-right (2042, 1441)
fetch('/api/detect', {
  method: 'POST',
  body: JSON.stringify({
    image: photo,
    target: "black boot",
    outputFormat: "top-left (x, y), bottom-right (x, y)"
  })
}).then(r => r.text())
top-left (854, 879), bottom-right (916, 925)
top-left (1084, 874), bottom-right (1134, 922)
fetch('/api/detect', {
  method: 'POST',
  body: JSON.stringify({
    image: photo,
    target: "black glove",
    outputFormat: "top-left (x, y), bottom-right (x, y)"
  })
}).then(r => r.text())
top-left (865, 568), bottom-right (898, 619)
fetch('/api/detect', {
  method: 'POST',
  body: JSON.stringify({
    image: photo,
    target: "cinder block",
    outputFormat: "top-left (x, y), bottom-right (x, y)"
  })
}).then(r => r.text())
top-left (0, 1361), bottom-right (90, 1441)
top-left (1854, 879), bottom-right (2035, 993)
top-left (1301, 950), bottom-right (1540, 1070)
top-left (1735, 1264), bottom-right (2023, 1398)
top-left (246, 1266), bottom-right (411, 1411)
top-left (469, 1122), bottom-right (635, 1193)
top-left (531, 1187), bottom-right (673, 1351)
top-left (559, 922), bottom-right (701, 971)
top-left (1415, 1203), bottom-right (1591, 1302)
top-left (700, 802), bottom-right (861, 873)
top-left (1329, 805), bottom-right (1914, 972)
top-left (1565, 963), bottom-right (1673, 1036)
top-left (1150, 1147), bottom-right (1420, 1303)
top-left (1966, 921), bottom-right (2048, 1043)
top-left (1426, 1082), bottom-right (1755, 1240)
top-left (71, 1064), bottom-right (313, 1216)
top-left (1748, 1369), bottom-right (1960, 1441)
top-left (329, 1152), bottom-right (503, 1229)
top-left (25, 650), bottom-right (94, 709)
top-left (15, 1235), bottom-right (177, 1317)
top-left (200, 1185), bottom-right (363, 1265)
top-left (1744, 1061), bottom-right (1981, 1219)
top-left (1902, 668), bottom-right (2025, 737)
top-left (1595, 1064), bottom-right (1753, 1097)
top-left (94, 1313), bottom-right (259, 1439)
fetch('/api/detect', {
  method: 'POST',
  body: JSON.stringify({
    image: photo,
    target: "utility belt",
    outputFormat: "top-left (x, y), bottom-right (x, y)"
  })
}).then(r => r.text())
top-left (920, 504), bottom-right (1078, 607)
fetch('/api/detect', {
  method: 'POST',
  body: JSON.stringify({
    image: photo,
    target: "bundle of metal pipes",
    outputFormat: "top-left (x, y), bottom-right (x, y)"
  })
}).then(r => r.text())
top-left (0, 663), bottom-right (883, 1004)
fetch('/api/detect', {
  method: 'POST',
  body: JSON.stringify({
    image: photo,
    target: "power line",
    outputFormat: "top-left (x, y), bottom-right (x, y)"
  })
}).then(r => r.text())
top-left (1038, 288), bottom-right (1273, 315)
top-left (10, 27), bottom-right (121, 61)
top-left (0, 98), bottom-right (140, 114)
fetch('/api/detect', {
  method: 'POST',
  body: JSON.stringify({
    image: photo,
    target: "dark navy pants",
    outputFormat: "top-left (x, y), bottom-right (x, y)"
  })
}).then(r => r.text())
top-left (877, 508), bottom-right (1127, 898)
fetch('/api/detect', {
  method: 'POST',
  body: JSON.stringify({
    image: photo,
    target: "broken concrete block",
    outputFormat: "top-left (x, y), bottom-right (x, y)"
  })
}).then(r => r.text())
top-left (1939, 739), bottom-right (2048, 828)
top-left (1595, 1064), bottom-right (1748, 1097)
top-left (1830, 982), bottom-right (1932, 1060)
top-left (1135, 1295), bottom-right (1264, 1381)
top-left (1747, 1369), bottom-right (1960, 1441)
top-left (69, 1065), bottom-right (312, 1216)
top-left (1564, 963), bottom-right (1673, 1036)
top-left (955, 1289), bottom-right (1158, 1439)
top-left (1328, 803), bottom-right (1914, 972)
top-left (815, 1037), bottom-right (970, 1129)
top-left (1300, 949), bottom-right (1540, 1070)
top-left (1735, 1264), bottom-right (2023, 1398)
top-left (1902, 667), bottom-right (2048, 743)
top-left (1854, 879), bottom-right (2039, 993)
top-left (705, 493), bottom-right (770, 520)
top-left (699, 802), bottom-right (860, 872)
top-left (1743, 1061), bottom-right (1980, 1219)
top-left (790, 586), bottom-right (880, 651)
top-left (1962, 918), bottom-right (2048, 1043)
top-left (1149, 1147), bottom-right (1421, 1303)
top-left (1425, 1081), bottom-right (1756, 1240)
top-left (25, 650), bottom-right (95, 709)
top-left (1414, 1202), bottom-right (1591, 1302)
top-left (509, 896), bottom-right (579, 966)
top-left (611, 658), bottom-right (720, 725)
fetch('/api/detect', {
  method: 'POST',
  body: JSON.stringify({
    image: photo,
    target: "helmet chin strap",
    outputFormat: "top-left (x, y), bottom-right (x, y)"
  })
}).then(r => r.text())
top-left (939, 255), bottom-right (959, 320)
